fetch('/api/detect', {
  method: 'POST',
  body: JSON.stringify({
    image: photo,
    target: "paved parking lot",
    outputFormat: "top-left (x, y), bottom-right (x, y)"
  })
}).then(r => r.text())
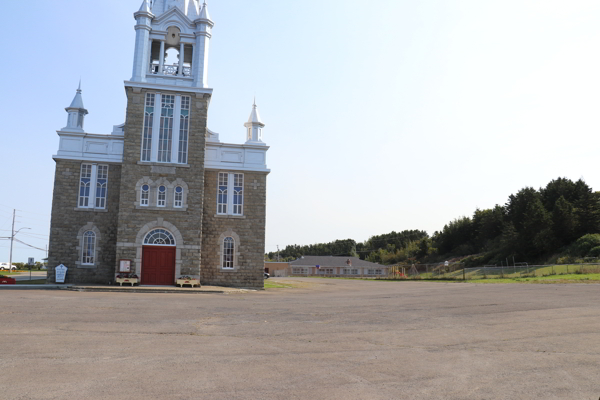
top-left (1, 278), bottom-right (599, 399)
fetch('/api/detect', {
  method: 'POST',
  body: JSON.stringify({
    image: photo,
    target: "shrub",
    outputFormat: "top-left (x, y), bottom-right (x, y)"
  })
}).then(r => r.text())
top-left (589, 246), bottom-right (600, 258)
top-left (572, 234), bottom-right (600, 257)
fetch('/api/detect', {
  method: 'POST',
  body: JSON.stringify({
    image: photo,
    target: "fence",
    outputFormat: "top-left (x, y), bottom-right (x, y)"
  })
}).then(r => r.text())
top-left (381, 263), bottom-right (600, 281)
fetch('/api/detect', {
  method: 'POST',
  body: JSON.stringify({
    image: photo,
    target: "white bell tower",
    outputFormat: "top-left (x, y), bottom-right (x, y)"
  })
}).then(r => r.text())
top-left (129, 0), bottom-right (214, 89)
top-left (62, 82), bottom-right (88, 133)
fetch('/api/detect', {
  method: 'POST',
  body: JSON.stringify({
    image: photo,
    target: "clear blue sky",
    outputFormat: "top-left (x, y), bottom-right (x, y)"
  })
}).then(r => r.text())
top-left (1, 0), bottom-right (599, 263)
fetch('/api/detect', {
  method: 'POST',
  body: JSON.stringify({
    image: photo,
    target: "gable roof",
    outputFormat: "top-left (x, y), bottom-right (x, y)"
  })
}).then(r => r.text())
top-left (289, 256), bottom-right (384, 268)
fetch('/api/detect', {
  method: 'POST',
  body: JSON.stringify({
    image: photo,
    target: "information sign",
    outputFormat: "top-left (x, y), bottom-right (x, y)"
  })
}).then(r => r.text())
top-left (28, 257), bottom-right (35, 266)
top-left (119, 260), bottom-right (132, 273)
top-left (55, 264), bottom-right (68, 283)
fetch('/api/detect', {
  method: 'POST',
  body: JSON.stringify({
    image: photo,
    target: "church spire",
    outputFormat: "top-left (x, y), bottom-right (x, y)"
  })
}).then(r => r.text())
top-left (199, 1), bottom-right (211, 21)
top-left (63, 81), bottom-right (88, 133)
top-left (138, 0), bottom-right (152, 13)
top-left (244, 99), bottom-right (266, 145)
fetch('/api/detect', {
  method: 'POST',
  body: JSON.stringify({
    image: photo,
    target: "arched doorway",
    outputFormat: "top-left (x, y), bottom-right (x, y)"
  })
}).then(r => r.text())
top-left (141, 228), bottom-right (177, 285)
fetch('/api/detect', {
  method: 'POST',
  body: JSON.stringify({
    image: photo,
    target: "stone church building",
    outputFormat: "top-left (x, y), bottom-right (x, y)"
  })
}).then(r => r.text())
top-left (47, 0), bottom-right (270, 288)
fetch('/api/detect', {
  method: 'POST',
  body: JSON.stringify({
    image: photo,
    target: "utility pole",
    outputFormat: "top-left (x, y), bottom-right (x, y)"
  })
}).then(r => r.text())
top-left (277, 245), bottom-right (280, 262)
top-left (8, 210), bottom-right (15, 271)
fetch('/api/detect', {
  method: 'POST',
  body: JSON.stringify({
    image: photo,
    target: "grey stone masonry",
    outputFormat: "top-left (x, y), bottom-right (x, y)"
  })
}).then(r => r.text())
top-left (114, 87), bottom-right (211, 281)
top-left (201, 170), bottom-right (267, 289)
top-left (47, 160), bottom-right (121, 284)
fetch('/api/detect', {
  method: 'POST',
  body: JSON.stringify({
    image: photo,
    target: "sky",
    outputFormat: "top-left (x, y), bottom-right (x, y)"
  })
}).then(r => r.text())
top-left (1, 0), bottom-right (599, 263)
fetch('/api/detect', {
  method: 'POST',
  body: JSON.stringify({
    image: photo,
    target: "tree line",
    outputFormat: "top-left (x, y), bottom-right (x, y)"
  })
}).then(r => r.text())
top-left (266, 178), bottom-right (600, 266)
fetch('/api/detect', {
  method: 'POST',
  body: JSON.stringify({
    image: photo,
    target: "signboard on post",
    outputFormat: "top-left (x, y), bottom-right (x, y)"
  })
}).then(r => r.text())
top-left (119, 260), bottom-right (132, 273)
top-left (55, 264), bottom-right (68, 284)
top-left (28, 258), bottom-right (35, 266)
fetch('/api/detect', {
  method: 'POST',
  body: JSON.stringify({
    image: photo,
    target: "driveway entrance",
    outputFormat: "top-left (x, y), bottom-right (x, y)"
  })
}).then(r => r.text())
top-left (141, 246), bottom-right (176, 285)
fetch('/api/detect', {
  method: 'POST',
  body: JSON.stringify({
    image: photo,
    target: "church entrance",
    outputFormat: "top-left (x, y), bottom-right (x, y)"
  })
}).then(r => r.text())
top-left (141, 229), bottom-right (177, 286)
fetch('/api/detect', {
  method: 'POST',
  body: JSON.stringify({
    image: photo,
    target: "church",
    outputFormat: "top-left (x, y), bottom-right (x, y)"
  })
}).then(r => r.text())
top-left (47, 0), bottom-right (270, 289)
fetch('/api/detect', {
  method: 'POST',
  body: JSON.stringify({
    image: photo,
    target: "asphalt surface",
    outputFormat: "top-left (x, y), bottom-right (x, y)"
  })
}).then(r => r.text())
top-left (12, 271), bottom-right (47, 281)
top-left (1, 278), bottom-right (599, 399)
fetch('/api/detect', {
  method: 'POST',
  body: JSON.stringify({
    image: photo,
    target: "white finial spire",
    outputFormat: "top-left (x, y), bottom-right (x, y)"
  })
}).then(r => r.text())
top-left (245, 99), bottom-right (266, 145)
top-left (139, 0), bottom-right (152, 13)
top-left (200, 0), bottom-right (211, 20)
top-left (63, 82), bottom-right (88, 132)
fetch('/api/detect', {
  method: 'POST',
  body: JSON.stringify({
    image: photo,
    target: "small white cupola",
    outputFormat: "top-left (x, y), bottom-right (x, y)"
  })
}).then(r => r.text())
top-left (244, 99), bottom-right (266, 145)
top-left (63, 81), bottom-right (88, 133)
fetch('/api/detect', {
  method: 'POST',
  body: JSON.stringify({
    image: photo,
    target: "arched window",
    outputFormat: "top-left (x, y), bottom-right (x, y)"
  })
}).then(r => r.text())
top-left (79, 164), bottom-right (92, 207)
top-left (82, 231), bottom-right (96, 265)
top-left (218, 173), bottom-right (228, 214)
top-left (223, 237), bottom-right (235, 269)
top-left (141, 184), bottom-right (150, 206)
top-left (178, 96), bottom-right (190, 164)
top-left (174, 186), bottom-right (183, 208)
top-left (157, 185), bottom-right (166, 207)
top-left (144, 229), bottom-right (176, 246)
top-left (158, 96), bottom-right (175, 163)
top-left (141, 93), bottom-right (155, 162)
top-left (95, 165), bottom-right (108, 209)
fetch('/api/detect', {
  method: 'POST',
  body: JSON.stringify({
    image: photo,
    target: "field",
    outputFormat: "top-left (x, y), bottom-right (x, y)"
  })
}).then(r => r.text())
top-left (1, 278), bottom-right (599, 399)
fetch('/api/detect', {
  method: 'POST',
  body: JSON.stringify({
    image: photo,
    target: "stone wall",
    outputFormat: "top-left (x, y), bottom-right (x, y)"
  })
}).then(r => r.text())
top-left (47, 160), bottom-right (121, 284)
top-left (114, 87), bottom-right (210, 282)
top-left (201, 170), bottom-right (268, 289)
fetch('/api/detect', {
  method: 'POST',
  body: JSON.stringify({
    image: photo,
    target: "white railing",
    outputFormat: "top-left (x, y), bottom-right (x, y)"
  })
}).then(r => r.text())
top-left (149, 64), bottom-right (193, 78)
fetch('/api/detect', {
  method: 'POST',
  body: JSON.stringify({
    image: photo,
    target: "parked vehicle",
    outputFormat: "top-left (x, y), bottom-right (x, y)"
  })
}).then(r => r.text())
top-left (0, 263), bottom-right (17, 271)
top-left (264, 272), bottom-right (270, 279)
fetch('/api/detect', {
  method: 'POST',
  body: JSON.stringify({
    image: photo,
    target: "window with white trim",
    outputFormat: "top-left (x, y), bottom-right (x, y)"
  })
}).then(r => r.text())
top-left (82, 231), bottom-right (96, 265)
top-left (368, 269), bottom-right (384, 275)
top-left (174, 186), bottom-right (183, 208)
top-left (343, 269), bottom-right (359, 275)
top-left (140, 184), bottom-right (149, 206)
top-left (218, 173), bottom-right (228, 214)
top-left (158, 95), bottom-right (174, 162)
top-left (79, 164), bottom-right (92, 207)
top-left (178, 96), bottom-right (190, 164)
top-left (293, 268), bottom-right (308, 275)
top-left (217, 173), bottom-right (244, 216)
top-left (222, 237), bottom-right (235, 269)
top-left (95, 165), bottom-right (108, 209)
top-left (79, 163), bottom-right (109, 209)
top-left (157, 186), bottom-right (166, 207)
top-left (141, 93), bottom-right (155, 162)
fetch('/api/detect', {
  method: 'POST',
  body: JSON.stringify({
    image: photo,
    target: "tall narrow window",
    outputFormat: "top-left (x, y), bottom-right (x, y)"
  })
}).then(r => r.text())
top-left (218, 173), bottom-right (228, 214)
top-left (178, 96), bottom-right (190, 164)
top-left (233, 174), bottom-right (244, 215)
top-left (174, 186), bottom-right (183, 208)
top-left (223, 237), bottom-right (234, 269)
top-left (95, 165), bottom-right (108, 209)
top-left (157, 186), bottom-right (166, 207)
top-left (141, 93), bottom-right (155, 161)
top-left (141, 184), bottom-right (150, 206)
top-left (158, 95), bottom-right (174, 162)
top-left (82, 231), bottom-right (96, 265)
top-left (79, 164), bottom-right (92, 207)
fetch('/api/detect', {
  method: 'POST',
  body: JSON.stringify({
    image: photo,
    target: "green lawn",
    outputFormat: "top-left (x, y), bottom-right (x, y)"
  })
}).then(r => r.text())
top-left (467, 274), bottom-right (600, 284)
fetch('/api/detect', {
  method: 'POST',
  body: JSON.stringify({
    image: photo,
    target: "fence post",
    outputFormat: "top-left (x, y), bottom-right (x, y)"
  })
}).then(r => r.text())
top-left (463, 267), bottom-right (466, 281)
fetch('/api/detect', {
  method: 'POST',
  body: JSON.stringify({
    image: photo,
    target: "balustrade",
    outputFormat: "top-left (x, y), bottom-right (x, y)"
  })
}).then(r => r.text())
top-left (149, 64), bottom-right (192, 78)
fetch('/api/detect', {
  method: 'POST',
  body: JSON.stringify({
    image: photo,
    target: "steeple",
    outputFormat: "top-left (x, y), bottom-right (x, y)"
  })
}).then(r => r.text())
top-left (139, 0), bottom-right (151, 13)
top-left (63, 82), bottom-right (88, 133)
top-left (244, 99), bottom-right (266, 145)
top-left (199, 1), bottom-right (211, 21)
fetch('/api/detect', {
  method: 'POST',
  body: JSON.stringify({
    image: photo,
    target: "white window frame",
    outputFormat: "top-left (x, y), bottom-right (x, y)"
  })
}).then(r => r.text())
top-left (174, 186), bottom-right (183, 208)
top-left (81, 231), bottom-right (96, 265)
top-left (157, 185), bottom-right (167, 207)
top-left (222, 237), bottom-right (235, 269)
top-left (141, 93), bottom-right (155, 162)
top-left (217, 172), bottom-right (244, 216)
top-left (78, 163), bottom-right (108, 210)
top-left (142, 93), bottom-right (189, 165)
top-left (140, 184), bottom-right (150, 206)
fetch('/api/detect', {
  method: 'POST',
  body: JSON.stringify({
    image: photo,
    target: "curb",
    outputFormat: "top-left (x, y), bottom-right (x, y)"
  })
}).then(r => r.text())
top-left (0, 285), bottom-right (72, 290)
top-left (69, 286), bottom-right (231, 294)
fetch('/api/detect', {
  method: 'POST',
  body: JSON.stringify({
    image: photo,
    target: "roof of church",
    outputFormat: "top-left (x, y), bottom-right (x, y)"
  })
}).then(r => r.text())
top-left (289, 256), bottom-right (384, 268)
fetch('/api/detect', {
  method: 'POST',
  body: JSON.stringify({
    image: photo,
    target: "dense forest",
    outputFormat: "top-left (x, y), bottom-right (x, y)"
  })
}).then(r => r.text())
top-left (266, 178), bottom-right (600, 266)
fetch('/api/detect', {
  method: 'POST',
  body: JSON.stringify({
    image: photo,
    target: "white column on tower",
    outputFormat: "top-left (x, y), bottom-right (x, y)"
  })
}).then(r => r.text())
top-left (132, 1), bottom-right (153, 82)
top-left (178, 42), bottom-right (185, 75)
top-left (158, 40), bottom-right (166, 75)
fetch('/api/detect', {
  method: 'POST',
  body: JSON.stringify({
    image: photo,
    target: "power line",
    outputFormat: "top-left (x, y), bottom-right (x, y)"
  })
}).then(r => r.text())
top-left (13, 238), bottom-right (47, 252)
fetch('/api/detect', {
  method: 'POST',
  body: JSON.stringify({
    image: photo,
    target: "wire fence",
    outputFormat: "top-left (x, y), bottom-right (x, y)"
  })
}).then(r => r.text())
top-left (383, 263), bottom-right (600, 280)
top-left (285, 263), bottom-right (600, 281)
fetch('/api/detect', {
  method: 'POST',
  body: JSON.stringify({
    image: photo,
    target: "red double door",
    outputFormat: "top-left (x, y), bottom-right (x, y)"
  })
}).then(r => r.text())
top-left (141, 246), bottom-right (176, 285)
